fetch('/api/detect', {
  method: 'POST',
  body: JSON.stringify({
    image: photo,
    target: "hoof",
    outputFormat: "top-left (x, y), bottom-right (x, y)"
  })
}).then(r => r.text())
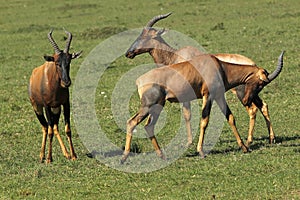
top-left (39, 157), bottom-right (45, 163)
top-left (186, 141), bottom-right (193, 148)
top-left (71, 153), bottom-right (77, 160)
top-left (46, 158), bottom-right (52, 164)
top-left (120, 157), bottom-right (126, 165)
top-left (241, 145), bottom-right (250, 153)
top-left (64, 153), bottom-right (71, 159)
top-left (198, 151), bottom-right (206, 159)
top-left (269, 137), bottom-right (276, 144)
top-left (159, 153), bottom-right (166, 160)
top-left (245, 140), bottom-right (252, 147)
top-left (156, 150), bottom-right (166, 160)
top-left (71, 155), bottom-right (77, 161)
top-left (120, 152), bottom-right (129, 164)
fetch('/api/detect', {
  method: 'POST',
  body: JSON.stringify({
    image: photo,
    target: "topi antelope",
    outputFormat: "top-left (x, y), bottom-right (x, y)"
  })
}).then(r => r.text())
top-left (29, 30), bottom-right (82, 163)
top-left (121, 51), bottom-right (284, 163)
top-left (125, 13), bottom-right (276, 147)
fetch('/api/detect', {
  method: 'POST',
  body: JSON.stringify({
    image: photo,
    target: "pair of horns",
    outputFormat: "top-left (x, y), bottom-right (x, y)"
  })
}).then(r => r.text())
top-left (47, 29), bottom-right (72, 54)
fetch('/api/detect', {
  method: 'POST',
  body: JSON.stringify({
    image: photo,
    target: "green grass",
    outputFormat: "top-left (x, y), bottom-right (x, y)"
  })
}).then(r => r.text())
top-left (0, 0), bottom-right (299, 199)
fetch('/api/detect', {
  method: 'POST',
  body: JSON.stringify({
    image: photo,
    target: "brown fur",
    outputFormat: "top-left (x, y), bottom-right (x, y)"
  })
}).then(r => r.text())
top-left (29, 61), bottom-right (76, 163)
top-left (121, 52), bottom-right (283, 163)
top-left (125, 15), bottom-right (277, 147)
top-left (29, 30), bottom-right (81, 163)
top-left (29, 62), bottom-right (69, 109)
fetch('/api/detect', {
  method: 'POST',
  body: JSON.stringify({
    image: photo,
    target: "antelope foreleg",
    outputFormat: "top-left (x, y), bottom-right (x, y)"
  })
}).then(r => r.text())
top-left (121, 108), bottom-right (149, 164)
top-left (253, 97), bottom-right (275, 144)
top-left (63, 102), bottom-right (77, 160)
top-left (216, 95), bottom-right (249, 153)
top-left (182, 101), bottom-right (193, 146)
top-left (46, 125), bottom-right (54, 163)
top-left (65, 124), bottom-right (77, 160)
top-left (144, 104), bottom-right (165, 160)
top-left (197, 116), bottom-right (209, 158)
top-left (197, 96), bottom-right (212, 158)
top-left (51, 107), bottom-right (70, 160)
top-left (53, 124), bottom-right (70, 159)
top-left (227, 114), bottom-right (248, 153)
top-left (40, 126), bottom-right (47, 162)
top-left (245, 104), bottom-right (258, 146)
top-left (261, 102), bottom-right (275, 144)
top-left (34, 109), bottom-right (48, 162)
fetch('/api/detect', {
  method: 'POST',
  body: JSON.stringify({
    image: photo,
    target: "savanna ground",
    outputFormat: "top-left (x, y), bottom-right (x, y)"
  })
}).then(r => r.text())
top-left (0, 0), bottom-right (299, 199)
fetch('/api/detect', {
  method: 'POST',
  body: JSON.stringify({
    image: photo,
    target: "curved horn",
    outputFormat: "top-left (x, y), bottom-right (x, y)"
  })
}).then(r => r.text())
top-left (146, 12), bottom-right (172, 27)
top-left (267, 51), bottom-right (285, 82)
top-left (64, 29), bottom-right (72, 53)
top-left (48, 29), bottom-right (61, 54)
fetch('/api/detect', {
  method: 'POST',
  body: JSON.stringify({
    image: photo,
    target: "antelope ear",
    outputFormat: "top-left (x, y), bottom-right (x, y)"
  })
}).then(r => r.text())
top-left (44, 55), bottom-right (54, 62)
top-left (157, 28), bottom-right (167, 36)
top-left (72, 51), bottom-right (83, 59)
top-left (258, 70), bottom-right (270, 83)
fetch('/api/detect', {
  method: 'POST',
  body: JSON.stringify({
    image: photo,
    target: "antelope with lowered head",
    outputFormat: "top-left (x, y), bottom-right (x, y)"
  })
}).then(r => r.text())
top-left (121, 51), bottom-right (284, 163)
top-left (29, 30), bottom-right (82, 163)
top-left (125, 13), bottom-right (276, 147)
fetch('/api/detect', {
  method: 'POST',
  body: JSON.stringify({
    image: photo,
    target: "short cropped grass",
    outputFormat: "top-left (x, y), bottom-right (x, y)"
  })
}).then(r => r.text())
top-left (0, 0), bottom-right (299, 199)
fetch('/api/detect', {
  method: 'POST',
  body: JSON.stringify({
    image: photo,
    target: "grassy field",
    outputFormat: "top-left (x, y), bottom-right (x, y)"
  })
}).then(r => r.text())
top-left (0, 0), bottom-right (299, 199)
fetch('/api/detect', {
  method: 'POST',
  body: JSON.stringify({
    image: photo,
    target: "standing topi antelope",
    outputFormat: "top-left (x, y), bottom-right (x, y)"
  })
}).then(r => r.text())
top-left (29, 30), bottom-right (82, 163)
top-left (125, 13), bottom-right (276, 147)
top-left (121, 51), bottom-right (284, 163)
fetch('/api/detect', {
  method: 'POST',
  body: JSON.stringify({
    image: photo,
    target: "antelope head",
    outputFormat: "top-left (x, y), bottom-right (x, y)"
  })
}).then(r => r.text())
top-left (45, 29), bottom-right (82, 88)
top-left (242, 51), bottom-right (284, 106)
top-left (125, 13), bottom-right (172, 59)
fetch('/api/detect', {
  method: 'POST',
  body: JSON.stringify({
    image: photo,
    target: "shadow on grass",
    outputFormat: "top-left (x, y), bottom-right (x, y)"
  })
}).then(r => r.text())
top-left (86, 143), bottom-right (141, 158)
top-left (85, 135), bottom-right (299, 159)
top-left (184, 147), bottom-right (242, 158)
top-left (184, 134), bottom-right (300, 158)
top-left (86, 149), bottom-right (123, 159)
top-left (248, 135), bottom-right (300, 150)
